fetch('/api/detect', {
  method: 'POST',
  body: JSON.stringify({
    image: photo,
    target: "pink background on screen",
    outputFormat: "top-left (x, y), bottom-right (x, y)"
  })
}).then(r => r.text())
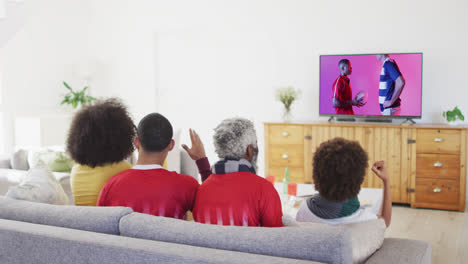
top-left (319, 54), bottom-right (422, 117)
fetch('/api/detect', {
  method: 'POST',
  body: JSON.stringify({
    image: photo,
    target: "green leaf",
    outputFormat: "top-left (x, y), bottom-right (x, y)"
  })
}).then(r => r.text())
top-left (63, 81), bottom-right (73, 92)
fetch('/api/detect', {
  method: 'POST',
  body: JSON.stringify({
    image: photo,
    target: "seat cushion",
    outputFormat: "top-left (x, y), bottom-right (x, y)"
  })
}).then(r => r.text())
top-left (120, 212), bottom-right (352, 264)
top-left (0, 197), bottom-right (132, 235)
top-left (365, 238), bottom-right (431, 264)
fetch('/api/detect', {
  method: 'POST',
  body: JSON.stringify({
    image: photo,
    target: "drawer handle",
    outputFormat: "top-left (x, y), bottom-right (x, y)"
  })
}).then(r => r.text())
top-left (282, 153), bottom-right (289, 159)
top-left (433, 187), bottom-right (442, 193)
top-left (282, 132), bottom-right (289, 137)
top-left (434, 137), bottom-right (443, 142)
top-left (433, 161), bottom-right (443, 167)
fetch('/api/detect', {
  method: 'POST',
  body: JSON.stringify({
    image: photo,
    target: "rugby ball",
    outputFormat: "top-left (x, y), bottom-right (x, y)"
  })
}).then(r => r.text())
top-left (355, 90), bottom-right (368, 104)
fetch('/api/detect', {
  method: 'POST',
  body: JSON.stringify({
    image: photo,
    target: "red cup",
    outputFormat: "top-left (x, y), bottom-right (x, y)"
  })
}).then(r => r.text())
top-left (266, 175), bottom-right (275, 185)
top-left (287, 183), bottom-right (297, 196)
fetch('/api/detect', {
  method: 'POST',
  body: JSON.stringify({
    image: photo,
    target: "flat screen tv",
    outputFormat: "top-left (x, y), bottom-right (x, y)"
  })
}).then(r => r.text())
top-left (319, 53), bottom-right (422, 120)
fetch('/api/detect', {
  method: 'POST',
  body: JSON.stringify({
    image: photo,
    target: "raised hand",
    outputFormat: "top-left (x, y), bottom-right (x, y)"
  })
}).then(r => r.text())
top-left (182, 129), bottom-right (206, 161)
top-left (371, 160), bottom-right (389, 183)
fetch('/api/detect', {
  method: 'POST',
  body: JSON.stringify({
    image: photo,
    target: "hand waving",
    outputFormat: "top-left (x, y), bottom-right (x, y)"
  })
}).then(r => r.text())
top-left (182, 129), bottom-right (206, 161)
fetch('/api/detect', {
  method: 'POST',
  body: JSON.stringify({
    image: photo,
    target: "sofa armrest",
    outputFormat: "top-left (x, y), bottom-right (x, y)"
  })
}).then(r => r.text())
top-left (365, 238), bottom-right (431, 264)
top-left (0, 155), bottom-right (12, 169)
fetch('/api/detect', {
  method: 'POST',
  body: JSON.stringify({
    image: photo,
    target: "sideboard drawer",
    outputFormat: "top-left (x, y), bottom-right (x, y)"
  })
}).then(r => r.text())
top-left (416, 154), bottom-right (460, 180)
top-left (416, 129), bottom-right (460, 154)
top-left (416, 178), bottom-right (459, 205)
top-left (269, 125), bottom-right (304, 145)
top-left (269, 146), bottom-right (304, 167)
top-left (268, 167), bottom-right (306, 183)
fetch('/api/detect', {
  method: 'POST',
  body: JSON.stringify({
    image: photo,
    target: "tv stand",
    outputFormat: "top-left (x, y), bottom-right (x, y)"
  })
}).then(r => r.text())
top-left (363, 118), bottom-right (392, 123)
top-left (337, 117), bottom-right (356, 122)
top-left (264, 122), bottom-right (467, 212)
top-left (402, 118), bottom-right (416, 124)
top-left (328, 116), bottom-right (356, 122)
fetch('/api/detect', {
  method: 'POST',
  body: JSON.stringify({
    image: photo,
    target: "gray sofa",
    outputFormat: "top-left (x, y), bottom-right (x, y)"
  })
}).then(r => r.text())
top-left (0, 197), bottom-right (430, 264)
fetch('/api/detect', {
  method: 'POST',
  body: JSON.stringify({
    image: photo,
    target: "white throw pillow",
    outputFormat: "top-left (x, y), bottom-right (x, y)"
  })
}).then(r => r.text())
top-left (6, 164), bottom-right (70, 205)
top-left (27, 148), bottom-right (53, 169)
top-left (10, 149), bottom-right (29, 170)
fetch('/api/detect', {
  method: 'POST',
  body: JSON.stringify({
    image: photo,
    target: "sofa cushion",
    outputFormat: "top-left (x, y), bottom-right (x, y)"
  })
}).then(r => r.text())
top-left (0, 196), bottom-right (132, 235)
top-left (6, 167), bottom-right (70, 205)
top-left (10, 149), bottom-right (29, 170)
top-left (365, 238), bottom-right (431, 264)
top-left (291, 218), bottom-right (387, 263)
top-left (346, 219), bottom-right (386, 263)
top-left (28, 149), bottom-right (74, 172)
top-left (120, 212), bottom-right (352, 264)
top-left (0, 154), bottom-right (12, 169)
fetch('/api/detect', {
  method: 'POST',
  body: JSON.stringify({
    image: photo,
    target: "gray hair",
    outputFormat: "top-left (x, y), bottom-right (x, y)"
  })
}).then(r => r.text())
top-left (213, 118), bottom-right (257, 160)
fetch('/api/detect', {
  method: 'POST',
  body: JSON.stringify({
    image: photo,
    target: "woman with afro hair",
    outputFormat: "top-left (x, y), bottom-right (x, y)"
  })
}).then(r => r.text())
top-left (67, 98), bottom-right (136, 206)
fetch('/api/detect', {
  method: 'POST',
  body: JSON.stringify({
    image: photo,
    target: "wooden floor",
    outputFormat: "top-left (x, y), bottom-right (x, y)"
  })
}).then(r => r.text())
top-left (386, 205), bottom-right (468, 264)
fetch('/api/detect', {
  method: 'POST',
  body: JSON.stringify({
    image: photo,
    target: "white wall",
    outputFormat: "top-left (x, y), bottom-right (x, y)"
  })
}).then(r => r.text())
top-left (87, 0), bottom-right (157, 122)
top-left (3, 0), bottom-right (467, 200)
top-left (87, 0), bottom-right (468, 175)
top-left (0, 0), bottom-right (90, 153)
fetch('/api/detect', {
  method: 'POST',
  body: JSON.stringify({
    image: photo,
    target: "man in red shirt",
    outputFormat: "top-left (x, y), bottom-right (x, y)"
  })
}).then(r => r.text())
top-left (193, 118), bottom-right (283, 227)
top-left (97, 113), bottom-right (210, 220)
top-left (332, 59), bottom-right (365, 115)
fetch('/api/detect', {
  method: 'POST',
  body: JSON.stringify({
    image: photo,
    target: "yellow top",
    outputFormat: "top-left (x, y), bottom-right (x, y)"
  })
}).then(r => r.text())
top-left (70, 161), bottom-right (132, 206)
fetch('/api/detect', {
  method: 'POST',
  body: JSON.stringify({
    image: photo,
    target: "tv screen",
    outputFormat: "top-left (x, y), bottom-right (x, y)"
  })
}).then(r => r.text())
top-left (319, 53), bottom-right (422, 118)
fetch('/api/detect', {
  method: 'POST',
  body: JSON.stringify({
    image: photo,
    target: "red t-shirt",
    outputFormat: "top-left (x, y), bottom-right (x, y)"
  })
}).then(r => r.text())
top-left (97, 168), bottom-right (199, 219)
top-left (193, 172), bottom-right (283, 227)
top-left (332, 75), bottom-right (354, 115)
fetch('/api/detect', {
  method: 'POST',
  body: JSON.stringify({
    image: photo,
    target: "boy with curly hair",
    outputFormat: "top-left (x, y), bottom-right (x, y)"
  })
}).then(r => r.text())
top-left (296, 138), bottom-right (392, 227)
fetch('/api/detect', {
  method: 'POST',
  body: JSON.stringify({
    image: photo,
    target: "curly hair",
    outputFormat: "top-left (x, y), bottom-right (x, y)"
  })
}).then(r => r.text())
top-left (313, 137), bottom-right (368, 202)
top-left (213, 117), bottom-right (257, 160)
top-left (66, 98), bottom-right (136, 168)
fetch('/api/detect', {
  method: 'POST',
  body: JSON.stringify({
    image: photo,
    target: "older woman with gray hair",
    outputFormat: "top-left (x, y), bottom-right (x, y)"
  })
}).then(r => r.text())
top-left (193, 118), bottom-right (283, 227)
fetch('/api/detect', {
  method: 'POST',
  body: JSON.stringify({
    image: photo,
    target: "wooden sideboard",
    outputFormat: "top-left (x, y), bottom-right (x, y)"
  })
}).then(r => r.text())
top-left (264, 122), bottom-right (467, 211)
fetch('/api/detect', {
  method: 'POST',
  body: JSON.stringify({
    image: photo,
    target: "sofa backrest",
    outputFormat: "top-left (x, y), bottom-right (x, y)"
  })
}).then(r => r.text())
top-left (0, 218), bottom-right (318, 264)
top-left (119, 212), bottom-right (353, 264)
top-left (0, 196), bottom-right (132, 235)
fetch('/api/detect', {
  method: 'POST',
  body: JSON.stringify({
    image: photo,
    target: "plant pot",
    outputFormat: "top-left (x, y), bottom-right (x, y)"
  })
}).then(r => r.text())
top-left (447, 120), bottom-right (464, 126)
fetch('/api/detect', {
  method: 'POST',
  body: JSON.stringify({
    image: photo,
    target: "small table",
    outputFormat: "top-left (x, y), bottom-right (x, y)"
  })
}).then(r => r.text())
top-left (274, 182), bottom-right (383, 218)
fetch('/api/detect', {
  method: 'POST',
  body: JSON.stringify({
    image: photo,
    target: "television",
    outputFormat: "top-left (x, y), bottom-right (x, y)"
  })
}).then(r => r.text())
top-left (319, 53), bottom-right (422, 121)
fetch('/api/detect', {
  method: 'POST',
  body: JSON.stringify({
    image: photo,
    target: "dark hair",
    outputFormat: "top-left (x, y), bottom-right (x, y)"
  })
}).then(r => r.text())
top-left (137, 113), bottom-right (173, 152)
top-left (313, 137), bottom-right (368, 202)
top-left (338, 59), bottom-right (350, 68)
top-left (66, 98), bottom-right (136, 168)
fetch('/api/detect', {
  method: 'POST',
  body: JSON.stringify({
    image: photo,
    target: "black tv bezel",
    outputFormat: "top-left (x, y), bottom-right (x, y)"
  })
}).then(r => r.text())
top-left (318, 52), bottom-right (423, 120)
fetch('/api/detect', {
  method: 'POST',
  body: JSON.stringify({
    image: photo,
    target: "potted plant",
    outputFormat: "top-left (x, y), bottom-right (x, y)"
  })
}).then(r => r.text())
top-left (60, 81), bottom-right (96, 109)
top-left (276, 86), bottom-right (301, 122)
top-left (443, 106), bottom-right (465, 125)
